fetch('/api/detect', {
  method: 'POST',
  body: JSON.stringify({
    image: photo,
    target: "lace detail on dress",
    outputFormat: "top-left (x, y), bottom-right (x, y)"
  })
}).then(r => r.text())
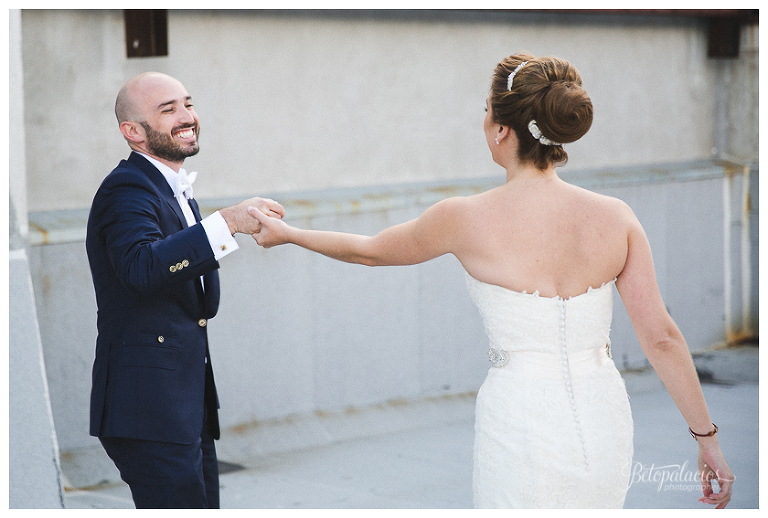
top-left (465, 273), bottom-right (616, 358)
top-left (466, 272), bottom-right (633, 508)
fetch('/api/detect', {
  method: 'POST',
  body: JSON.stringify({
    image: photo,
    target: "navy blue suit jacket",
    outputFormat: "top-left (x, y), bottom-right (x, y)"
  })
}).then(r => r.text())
top-left (86, 152), bottom-right (221, 444)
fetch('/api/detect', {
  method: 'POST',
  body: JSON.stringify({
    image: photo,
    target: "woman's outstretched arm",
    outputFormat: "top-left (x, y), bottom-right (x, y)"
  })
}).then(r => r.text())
top-left (247, 196), bottom-right (467, 267)
top-left (615, 208), bottom-right (733, 508)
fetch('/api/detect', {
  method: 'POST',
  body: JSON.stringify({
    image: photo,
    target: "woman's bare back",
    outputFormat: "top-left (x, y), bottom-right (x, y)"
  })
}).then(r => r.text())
top-left (453, 175), bottom-right (632, 299)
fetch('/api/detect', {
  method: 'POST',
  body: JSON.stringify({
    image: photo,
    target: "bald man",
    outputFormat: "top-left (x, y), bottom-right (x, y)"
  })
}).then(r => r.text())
top-left (86, 72), bottom-right (282, 508)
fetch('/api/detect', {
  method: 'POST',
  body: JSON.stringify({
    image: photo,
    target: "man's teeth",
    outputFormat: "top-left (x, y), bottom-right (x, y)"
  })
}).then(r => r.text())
top-left (175, 128), bottom-right (194, 138)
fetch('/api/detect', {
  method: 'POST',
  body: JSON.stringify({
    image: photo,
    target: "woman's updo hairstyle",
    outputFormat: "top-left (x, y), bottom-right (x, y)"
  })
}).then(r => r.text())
top-left (490, 52), bottom-right (593, 170)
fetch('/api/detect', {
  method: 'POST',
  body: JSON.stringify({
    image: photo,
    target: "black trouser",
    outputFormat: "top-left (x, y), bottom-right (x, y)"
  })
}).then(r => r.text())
top-left (100, 421), bottom-right (219, 508)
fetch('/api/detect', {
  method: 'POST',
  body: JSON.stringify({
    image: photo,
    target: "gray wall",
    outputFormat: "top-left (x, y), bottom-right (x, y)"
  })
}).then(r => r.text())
top-left (8, 9), bottom-right (65, 508)
top-left (21, 10), bottom-right (751, 211)
top-left (11, 9), bottom-right (758, 494)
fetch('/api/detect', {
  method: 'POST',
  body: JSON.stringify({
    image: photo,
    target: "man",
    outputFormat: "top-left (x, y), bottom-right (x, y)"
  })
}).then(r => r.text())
top-left (86, 72), bottom-right (283, 508)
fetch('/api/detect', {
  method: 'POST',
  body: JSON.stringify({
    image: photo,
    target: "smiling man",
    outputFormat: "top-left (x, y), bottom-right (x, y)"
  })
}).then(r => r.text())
top-left (86, 72), bottom-right (283, 508)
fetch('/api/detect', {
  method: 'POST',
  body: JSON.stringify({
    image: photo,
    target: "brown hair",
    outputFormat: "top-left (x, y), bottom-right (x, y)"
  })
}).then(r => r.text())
top-left (489, 52), bottom-right (593, 170)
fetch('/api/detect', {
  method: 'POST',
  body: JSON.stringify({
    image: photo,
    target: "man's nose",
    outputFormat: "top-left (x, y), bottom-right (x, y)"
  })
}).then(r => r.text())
top-left (178, 107), bottom-right (196, 124)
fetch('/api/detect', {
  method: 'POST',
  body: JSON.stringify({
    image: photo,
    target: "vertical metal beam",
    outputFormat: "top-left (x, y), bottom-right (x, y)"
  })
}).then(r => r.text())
top-left (722, 173), bottom-right (733, 343)
top-left (740, 165), bottom-right (752, 336)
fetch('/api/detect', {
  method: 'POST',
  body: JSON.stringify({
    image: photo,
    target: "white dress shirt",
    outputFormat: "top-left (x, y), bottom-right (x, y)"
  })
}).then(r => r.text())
top-left (138, 153), bottom-right (239, 261)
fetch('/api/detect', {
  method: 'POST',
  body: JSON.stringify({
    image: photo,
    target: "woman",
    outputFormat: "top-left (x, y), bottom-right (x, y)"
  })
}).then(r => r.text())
top-left (248, 53), bottom-right (733, 509)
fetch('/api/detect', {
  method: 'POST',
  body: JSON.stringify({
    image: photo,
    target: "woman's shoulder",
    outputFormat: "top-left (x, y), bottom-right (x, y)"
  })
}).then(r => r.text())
top-left (566, 182), bottom-right (636, 218)
top-left (426, 191), bottom-right (489, 215)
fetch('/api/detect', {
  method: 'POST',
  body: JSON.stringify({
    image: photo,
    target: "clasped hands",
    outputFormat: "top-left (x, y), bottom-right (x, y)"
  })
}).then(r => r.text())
top-left (219, 197), bottom-right (285, 236)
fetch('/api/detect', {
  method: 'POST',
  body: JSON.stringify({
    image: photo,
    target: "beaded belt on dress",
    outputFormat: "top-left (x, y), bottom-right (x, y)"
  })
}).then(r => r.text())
top-left (487, 344), bottom-right (612, 379)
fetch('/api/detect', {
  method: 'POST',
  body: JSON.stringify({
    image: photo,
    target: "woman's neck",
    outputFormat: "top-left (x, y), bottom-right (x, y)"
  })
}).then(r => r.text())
top-left (504, 161), bottom-right (558, 183)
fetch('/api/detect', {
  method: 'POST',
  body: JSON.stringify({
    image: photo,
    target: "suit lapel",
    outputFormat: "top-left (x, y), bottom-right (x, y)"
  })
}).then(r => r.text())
top-left (189, 197), bottom-right (202, 222)
top-left (189, 198), bottom-right (221, 317)
top-left (128, 152), bottom-right (187, 230)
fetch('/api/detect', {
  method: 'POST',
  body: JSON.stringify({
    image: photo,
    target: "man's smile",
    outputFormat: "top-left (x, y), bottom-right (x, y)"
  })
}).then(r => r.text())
top-left (173, 127), bottom-right (195, 140)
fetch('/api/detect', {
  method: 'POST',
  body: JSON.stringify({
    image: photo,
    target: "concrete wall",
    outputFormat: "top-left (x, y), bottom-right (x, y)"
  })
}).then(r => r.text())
top-left (9, 251), bottom-right (66, 508)
top-left (21, 9), bottom-right (731, 212)
top-left (8, 9), bottom-right (65, 508)
top-left (714, 23), bottom-right (760, 162)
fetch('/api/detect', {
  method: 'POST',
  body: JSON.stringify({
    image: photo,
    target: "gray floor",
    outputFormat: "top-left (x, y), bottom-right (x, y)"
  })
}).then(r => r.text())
top-left (63, 346), bottom-right (759, 509)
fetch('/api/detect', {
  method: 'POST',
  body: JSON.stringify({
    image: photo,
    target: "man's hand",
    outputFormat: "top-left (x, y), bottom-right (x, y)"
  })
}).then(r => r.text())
top-left (219, 197), bottom-right (284, 235)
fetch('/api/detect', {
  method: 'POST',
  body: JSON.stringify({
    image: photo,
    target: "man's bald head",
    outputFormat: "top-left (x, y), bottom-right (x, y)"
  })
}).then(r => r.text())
top-left (115, 72), bottom-right (185, 124)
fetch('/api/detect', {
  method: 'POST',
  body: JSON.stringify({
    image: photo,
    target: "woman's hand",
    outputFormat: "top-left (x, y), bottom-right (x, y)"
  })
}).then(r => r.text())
top-left (696, 437), bottom-right (734, 508)
top-left (248, 206), bottom-right (290, 248)
top-left (219, 197), bottom-right (284, 235)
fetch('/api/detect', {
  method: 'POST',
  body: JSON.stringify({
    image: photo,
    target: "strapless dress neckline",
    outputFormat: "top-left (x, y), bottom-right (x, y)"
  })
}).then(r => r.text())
top-left (465, 272), bottom-right (617, 301)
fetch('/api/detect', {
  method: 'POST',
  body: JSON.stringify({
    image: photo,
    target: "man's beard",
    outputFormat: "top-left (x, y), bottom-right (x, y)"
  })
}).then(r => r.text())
top-left (141, 121), bottom-right (200, 162)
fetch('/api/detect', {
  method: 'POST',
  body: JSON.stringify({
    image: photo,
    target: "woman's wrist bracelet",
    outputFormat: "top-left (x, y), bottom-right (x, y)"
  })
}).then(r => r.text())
top-left (689, 422), bottom-right (718, 440)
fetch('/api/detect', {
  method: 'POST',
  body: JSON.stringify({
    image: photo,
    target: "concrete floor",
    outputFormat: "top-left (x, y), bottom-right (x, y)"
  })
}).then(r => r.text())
top-left (63, 346), bottom-right (759, 509)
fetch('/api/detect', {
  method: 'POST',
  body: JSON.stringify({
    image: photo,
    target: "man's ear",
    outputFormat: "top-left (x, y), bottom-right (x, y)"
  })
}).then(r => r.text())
top-left (120, 121), bottom-right (145, 144)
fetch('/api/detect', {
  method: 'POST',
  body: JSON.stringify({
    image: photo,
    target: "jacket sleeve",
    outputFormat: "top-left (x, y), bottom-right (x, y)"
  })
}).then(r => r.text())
top-left (91, 169), bottom-right (219, 297)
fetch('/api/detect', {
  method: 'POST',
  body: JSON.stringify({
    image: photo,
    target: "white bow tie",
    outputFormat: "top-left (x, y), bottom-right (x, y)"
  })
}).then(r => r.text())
top-left (175, 169), bottom-right (197, 200)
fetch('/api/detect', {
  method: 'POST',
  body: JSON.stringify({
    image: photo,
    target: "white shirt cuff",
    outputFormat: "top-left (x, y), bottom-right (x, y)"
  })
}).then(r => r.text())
top-left (201, 211), bottom-right (239, 261)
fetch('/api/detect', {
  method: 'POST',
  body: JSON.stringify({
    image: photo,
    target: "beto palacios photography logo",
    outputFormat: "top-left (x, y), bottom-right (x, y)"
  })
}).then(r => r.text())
top-left (626, 460), bottom-right (718, 493)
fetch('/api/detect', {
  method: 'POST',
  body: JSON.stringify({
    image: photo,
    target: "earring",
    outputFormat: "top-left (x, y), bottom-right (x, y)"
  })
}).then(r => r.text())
top-left (495, 138), bottom-right (500, 145)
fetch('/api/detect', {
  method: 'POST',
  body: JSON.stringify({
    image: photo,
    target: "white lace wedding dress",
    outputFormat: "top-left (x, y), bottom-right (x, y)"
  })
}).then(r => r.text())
top-left (466, 272), bottom-right (634, 508)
